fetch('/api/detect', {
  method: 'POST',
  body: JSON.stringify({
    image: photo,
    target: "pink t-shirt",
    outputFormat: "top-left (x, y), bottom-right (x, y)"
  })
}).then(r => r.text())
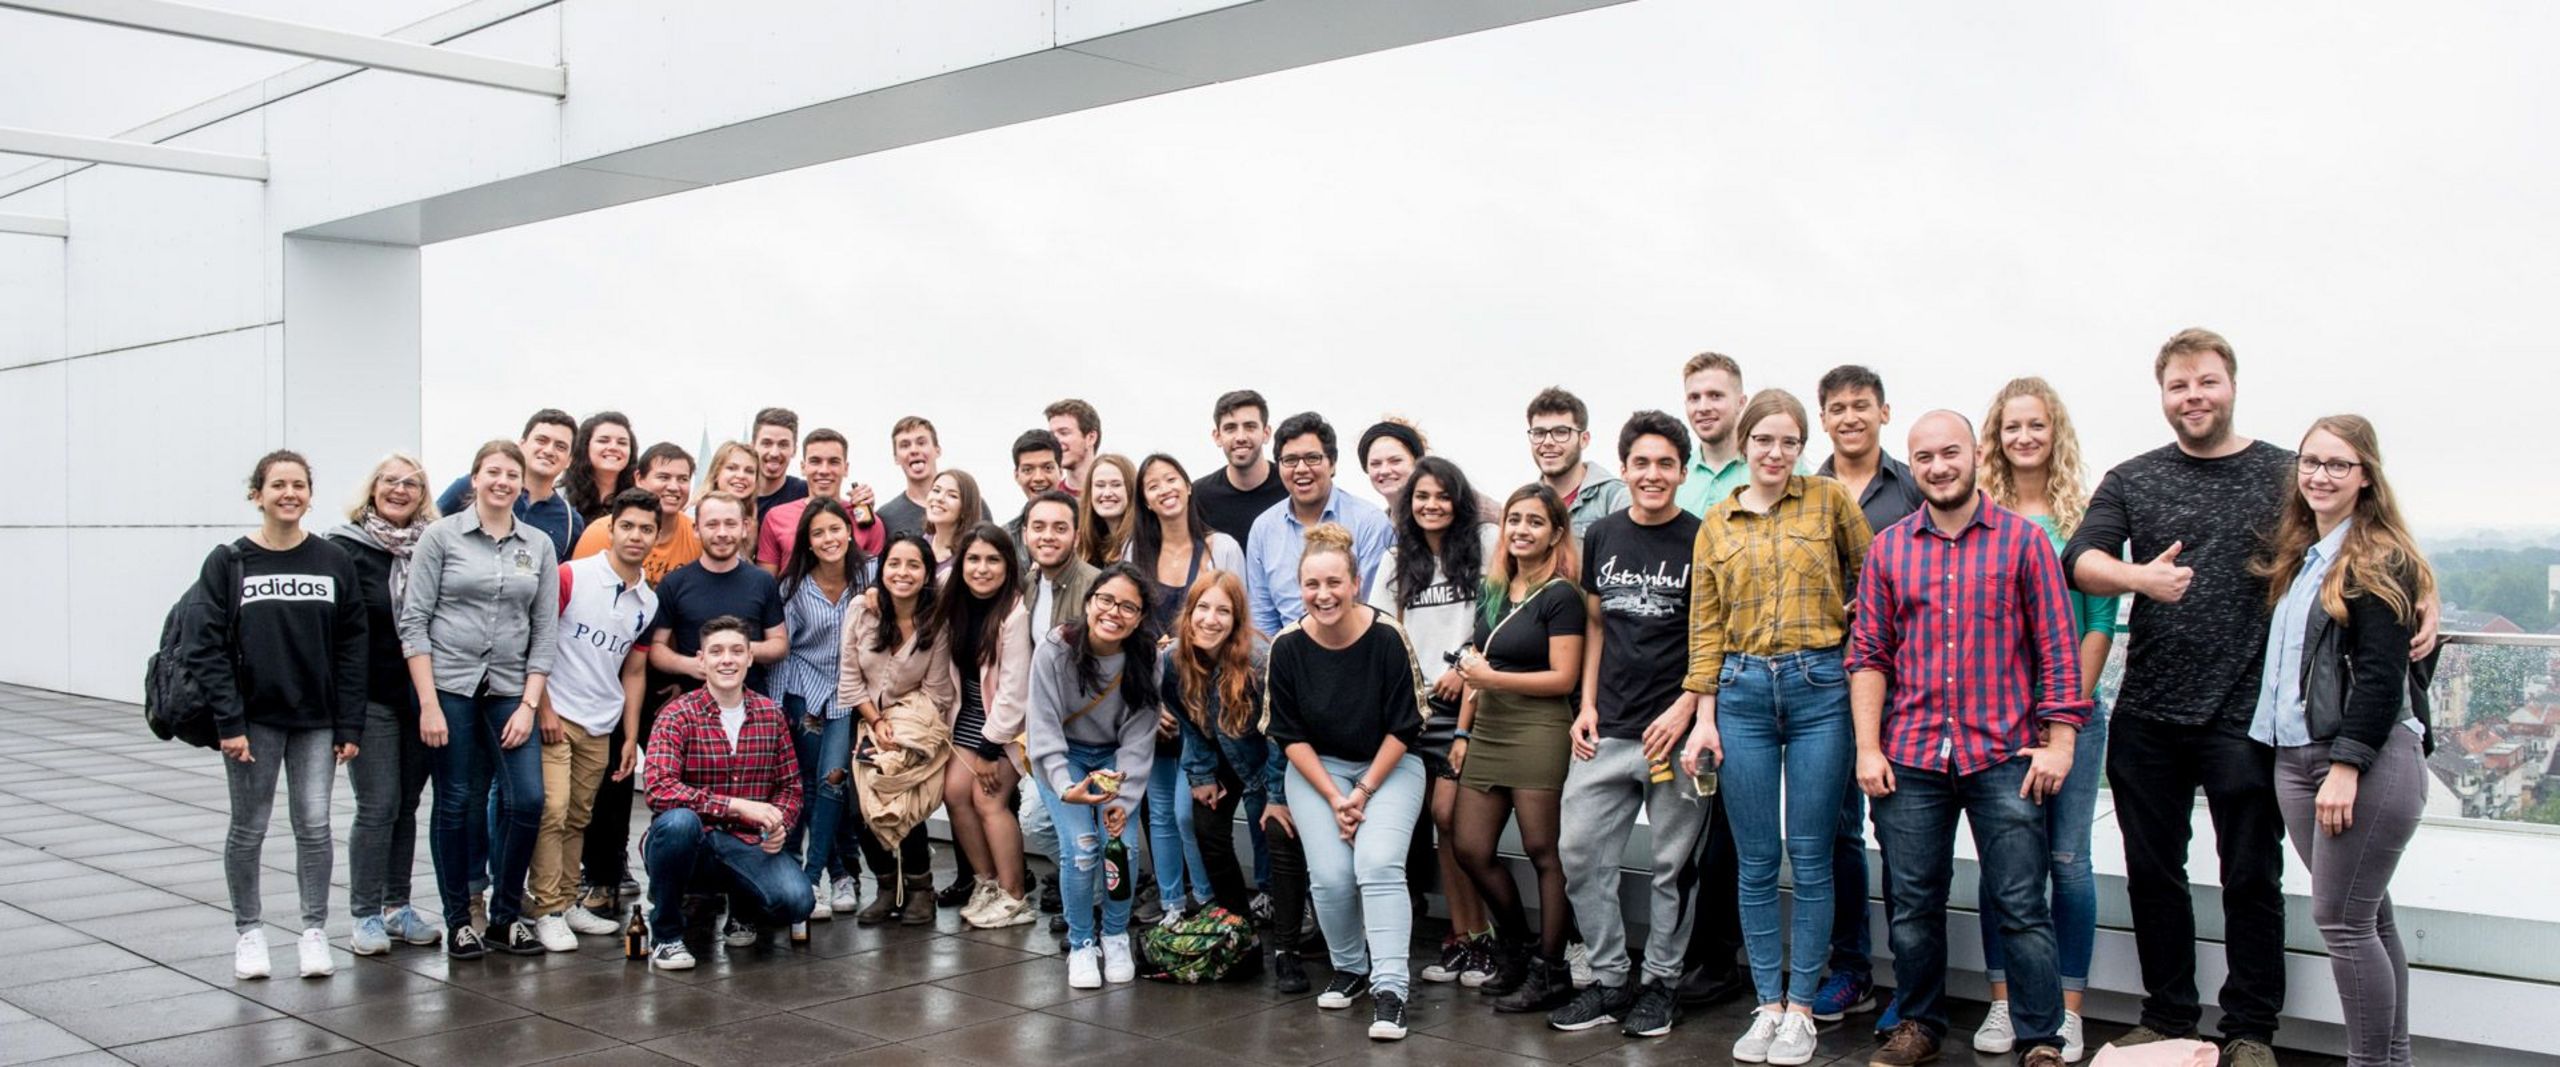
top-left (756, 497), bottom-right (886, 569)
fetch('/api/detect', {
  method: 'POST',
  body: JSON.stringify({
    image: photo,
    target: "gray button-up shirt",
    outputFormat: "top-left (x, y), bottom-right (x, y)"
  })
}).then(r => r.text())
top-left (398, 508), bottom-right (560, 697)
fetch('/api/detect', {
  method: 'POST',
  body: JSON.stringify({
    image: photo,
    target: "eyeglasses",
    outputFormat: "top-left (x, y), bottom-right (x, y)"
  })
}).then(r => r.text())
top-left (1276, 453), bottom-right (1328, 471)
top-left (1525, 426), bottom-right (1583, 443)
top-left (1091, 594), bottom-right (1146, 620)
top-left (376, 475), bottom-right (425, 492)
top-left (2297, 456), bottom-right (2363, 479)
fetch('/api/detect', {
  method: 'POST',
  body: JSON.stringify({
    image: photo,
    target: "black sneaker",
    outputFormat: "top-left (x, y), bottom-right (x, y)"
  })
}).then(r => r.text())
top-left (1038, 874), bottom-right (1063, 914)
top-left (1478, 940), bottom-right (1529, 997)
top-left (1367, 989), bottom-right (1408, 1041)
top-left (1549, 981), bottom-right (1637, 1032)
top-left (445, 924), bottom-right (487, 960)
top-left (1273, 949), bottom-right (1310, 995)
top-left (1493, 957), bottom-right (1573, 1014)
top-left (936, 878), bottom-right (975, 909)
top-left (1620, 978), bottom-right (1678, 1038)
top-left (1317, 970), bottom-right (1369, 1010)
top-left (722, 917), bottom-right (757, 948)
top-left (494, 920), bottom-right (544, 956)
top-left (1676, 961), bottom-right (1751, 1008)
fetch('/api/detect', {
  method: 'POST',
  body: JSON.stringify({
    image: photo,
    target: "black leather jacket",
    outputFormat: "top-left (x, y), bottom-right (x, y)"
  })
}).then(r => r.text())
top-left (2298, 583), bottom-right (2438, 771)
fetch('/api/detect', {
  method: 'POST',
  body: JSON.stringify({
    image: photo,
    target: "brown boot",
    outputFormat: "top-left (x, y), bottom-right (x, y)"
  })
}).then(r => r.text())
top-left (899, 874), bottom-right (937, 926)
top-left (853, 875), bottom-right (900, 925)
top-left (1868, 1019), bottom-right (1941, 1066)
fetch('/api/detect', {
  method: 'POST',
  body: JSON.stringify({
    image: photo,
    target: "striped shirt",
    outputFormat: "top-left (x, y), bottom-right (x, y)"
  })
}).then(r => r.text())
top-left (1846, 494), bottom-right (2092, 775)
top-left (645, 687), bottom-right (802, 843)
top-left (1682, 475), bottom-right (1872, 694)
top-left (775, 575), bottom-right (857, 720)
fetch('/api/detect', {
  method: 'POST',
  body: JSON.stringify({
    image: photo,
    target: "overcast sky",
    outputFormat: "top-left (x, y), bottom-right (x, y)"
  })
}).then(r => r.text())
top-left (8, 2), bottom-right (2551, 532)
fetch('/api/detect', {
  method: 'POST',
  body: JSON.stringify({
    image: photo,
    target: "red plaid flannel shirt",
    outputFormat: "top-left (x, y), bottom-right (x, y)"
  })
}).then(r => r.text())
top-left (644, 686), bottom-right (803, 843)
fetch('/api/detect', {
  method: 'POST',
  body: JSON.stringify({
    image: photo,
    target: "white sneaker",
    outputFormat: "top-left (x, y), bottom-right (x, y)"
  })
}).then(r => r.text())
top-left (296, 928), bottom-right (334, 978)
top-left (1565, 940), bottom-right (1595, 988)
top-left (1973, 998), bottom-right (2015, 1053)
top-left (563, 904), bottom-right (621, 936)
top-left (809, 878), bottom-right (834, 921)
top-left (649, 941), bottom-right (696, 971)
top-left (1766, 1010), bottom-right (1819, 1066)
top-left (232, 928), bottom-right (271, 980)
top-left (830, 876), bottom-right (861, 914)
top-left (1731, 1006), bottom-right (1782, 1063)
top-left (1067, 945), bottom-right (1103, 989)
top-left (2061, 1010), bottom-right (2086, 1063)
top-left (534, 914), bottom-right (579, 953)
top-left (1100, 933), bottom-right (1136, 984)
top-left (960, 880), bottom-right (1000, 924)
top-left (969, 890), bottom-right (1037, 929)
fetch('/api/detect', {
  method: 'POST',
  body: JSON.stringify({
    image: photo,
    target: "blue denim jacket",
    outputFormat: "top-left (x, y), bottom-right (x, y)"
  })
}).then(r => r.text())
top-left (1164, 640), bottom-right (1280, 808)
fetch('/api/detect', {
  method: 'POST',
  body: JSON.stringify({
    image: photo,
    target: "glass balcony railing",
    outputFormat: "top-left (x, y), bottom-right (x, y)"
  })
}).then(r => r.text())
top-left (2415, 631), bottom-right (2560, 833)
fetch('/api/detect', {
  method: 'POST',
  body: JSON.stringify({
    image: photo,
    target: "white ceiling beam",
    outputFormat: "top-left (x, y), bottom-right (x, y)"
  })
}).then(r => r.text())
top-left (0, 126), bottom-right (267, 181)
top-left (0, 0), bottom-right (566, 97)
top-left (0, 212), bottom-right (68, 237)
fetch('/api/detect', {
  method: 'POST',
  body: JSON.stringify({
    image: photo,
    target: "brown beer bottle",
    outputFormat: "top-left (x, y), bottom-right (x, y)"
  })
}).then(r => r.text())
top-left (623, 904), bottom-right (648, 961)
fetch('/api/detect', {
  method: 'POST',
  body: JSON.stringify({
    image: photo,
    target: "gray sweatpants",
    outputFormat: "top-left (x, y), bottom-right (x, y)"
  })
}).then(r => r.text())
top-left (224, 722), bottom-right (338, 934)
top-left (1558, 737), bottom-right (1713, 987)
top-left (2276, 728), bottom-right (2426, 1067)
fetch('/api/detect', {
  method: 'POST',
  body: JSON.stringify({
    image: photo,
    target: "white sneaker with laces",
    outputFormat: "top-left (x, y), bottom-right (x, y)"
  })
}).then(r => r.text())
top-left (809, 876), bottom-right (834, 921)
top-left (563, 904), bottom-right (621, 936)
top-left (2061, 1010), bottom-right (2086, 1063)
top-left (1100, 933), bottom-right (1136, 983)
top-left (961, 880), bottom-right (1001, 924)
top-left (649, 941), bottom-right (696, 971)
top-left (1731, 1006), bottom-right (1782, 1063)
top-left (1974, 998), bottom-right (2016, 1053)
top-left (831, 877), bottom-right (861, 914)
top-left (297, 928), bottom-right (334, 978)
top-left (1067, 945), bottom-right (1104, 989)
top-left (1766, 1010), bottom-right (1819, 1066)
top-left (233, 928), bottom-right (271, 980)
top-left (534, 914), bottom-right (579, 953)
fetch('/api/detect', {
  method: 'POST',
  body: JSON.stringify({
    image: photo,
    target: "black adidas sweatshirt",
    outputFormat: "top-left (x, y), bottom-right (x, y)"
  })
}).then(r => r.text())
top-left (188, 535), bottom-right (369, 745)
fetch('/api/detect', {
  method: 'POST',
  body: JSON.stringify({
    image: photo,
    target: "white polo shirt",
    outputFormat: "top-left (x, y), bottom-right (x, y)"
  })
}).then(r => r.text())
top-left (549, 554), bottom-right (658, 736)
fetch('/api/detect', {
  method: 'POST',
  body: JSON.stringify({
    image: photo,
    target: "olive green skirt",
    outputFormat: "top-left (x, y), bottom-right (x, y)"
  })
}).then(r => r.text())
top-left (1458, 689), bottom-right (1574, 792)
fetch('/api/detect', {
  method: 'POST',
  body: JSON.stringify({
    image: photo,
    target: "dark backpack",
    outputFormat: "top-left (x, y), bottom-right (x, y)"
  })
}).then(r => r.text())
top-left (1137, 904), bottom-right (1262, 984)
top-left (143, 545), bottom-right (239, 750)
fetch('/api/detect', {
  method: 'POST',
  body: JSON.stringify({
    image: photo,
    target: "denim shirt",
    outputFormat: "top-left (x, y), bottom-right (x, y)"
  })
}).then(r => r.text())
top-left (1168, 642), bottom-right (1280, 809)
top-left (2250, 519), bottom-right (2350, 747)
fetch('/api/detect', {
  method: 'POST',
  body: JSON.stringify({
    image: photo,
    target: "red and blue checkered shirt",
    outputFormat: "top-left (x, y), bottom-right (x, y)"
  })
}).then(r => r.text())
top-left (644, 686), bottom-right (803, 843)
top-left (1846, 494), bottom-right (2091, 776)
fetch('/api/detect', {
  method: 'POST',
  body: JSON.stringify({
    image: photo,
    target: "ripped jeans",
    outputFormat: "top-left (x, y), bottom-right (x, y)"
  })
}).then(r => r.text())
top-left (788, 698), bottom-right (859, 889)
top-left (1980, 703), bottom-right (2106, 991)
top-left (1032, 740), bottom-right (1135, 949)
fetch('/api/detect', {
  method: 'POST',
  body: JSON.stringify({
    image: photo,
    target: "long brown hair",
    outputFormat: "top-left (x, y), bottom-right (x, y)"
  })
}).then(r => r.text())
top-left (2252, 415), bottom-right (2434, 625)
top-left (1077, 453), bottom-right (1141, 566)
top-left (1171, 570), bottom-right (1260, 738)
top-left (1482, 484), bottom-right (1576, 628)
top-left (1977, 377), bottom-right (2091, 537)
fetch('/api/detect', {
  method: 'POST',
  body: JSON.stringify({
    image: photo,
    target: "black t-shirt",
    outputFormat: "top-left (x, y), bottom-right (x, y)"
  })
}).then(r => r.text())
top-left (2062, 440), bottom-right (2292, 727)
top-left (1582, 509), bottom-right (1701, 739)
top-left (652, 559), bottom-right (788, 695)
top-left (1265, 608), bottom-right (1427, 761)
top-left (1194, 468), bottom-right (1289, 546)
top-left (876, 492), bottom-right (927, 541)
top-left (755, 476), bottom-right (809, 516)
top-left (1471, 578), bottom-right (1586, 674)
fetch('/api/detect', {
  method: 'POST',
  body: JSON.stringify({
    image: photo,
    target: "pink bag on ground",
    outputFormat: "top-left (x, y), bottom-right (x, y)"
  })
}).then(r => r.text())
top-left (2089, 1038), bottom-right (2218, 1067)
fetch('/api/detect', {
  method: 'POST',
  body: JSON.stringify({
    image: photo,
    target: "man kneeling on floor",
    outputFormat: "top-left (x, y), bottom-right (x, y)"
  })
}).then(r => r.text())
top-left (641, 614), bottom-right (813, 970)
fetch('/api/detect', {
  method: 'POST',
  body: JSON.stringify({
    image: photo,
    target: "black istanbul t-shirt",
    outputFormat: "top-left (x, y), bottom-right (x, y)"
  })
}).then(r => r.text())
top-left (1582, 509), bottom-right (1701, 739)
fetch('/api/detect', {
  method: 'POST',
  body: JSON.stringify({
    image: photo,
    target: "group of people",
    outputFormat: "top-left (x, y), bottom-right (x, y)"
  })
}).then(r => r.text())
top-left (193, 327), bottom-right (2439, 1067)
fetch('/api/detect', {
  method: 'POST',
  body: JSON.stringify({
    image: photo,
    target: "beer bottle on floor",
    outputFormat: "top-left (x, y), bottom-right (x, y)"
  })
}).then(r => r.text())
top-left (623, 904), bottom-right (648, 960)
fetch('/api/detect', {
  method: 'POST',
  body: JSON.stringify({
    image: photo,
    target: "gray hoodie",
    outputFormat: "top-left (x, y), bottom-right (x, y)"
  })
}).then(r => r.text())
top-left (1023, 627), bottom-right (1155, 816)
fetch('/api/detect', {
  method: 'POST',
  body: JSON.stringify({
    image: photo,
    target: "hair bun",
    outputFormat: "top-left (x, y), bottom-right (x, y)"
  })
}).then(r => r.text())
top-left (1302, 522), bottom-right (1355, 555)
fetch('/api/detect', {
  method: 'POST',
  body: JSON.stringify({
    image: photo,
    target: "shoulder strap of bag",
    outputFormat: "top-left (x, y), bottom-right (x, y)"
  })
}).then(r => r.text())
top-left (1482, 576), bottom-right (1573, 650)
top-left (1060, 671), bottom-right (1123, 729)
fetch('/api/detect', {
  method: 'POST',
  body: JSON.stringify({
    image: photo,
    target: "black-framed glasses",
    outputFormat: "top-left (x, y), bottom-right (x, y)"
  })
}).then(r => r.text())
top-left (1276, 453), bottom-right (1328, 471)
top-left (2297, 456), bottom-right (2362, 479)
top-left (1091, 594), bottom-right (1146, 620)
top-left (1525, 426), bottom-right (1583, 443)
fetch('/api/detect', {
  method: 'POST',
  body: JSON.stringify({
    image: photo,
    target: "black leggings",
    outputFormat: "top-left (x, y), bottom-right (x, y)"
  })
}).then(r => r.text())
top-left (1452, 784), bottom-right (1568, 960)
top-left (1188, 766), bottom-right (1257, 915)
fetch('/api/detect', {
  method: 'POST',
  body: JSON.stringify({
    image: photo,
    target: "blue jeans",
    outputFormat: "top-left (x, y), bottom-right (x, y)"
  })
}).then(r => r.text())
top-left (1148, 752), bottom-right (1213, 911)
top-left (784, 698), bottom-right (858, 887)
top-left (1715, 647), bottom-right (1852, 1007)
top-left (1828, 785), bottom-right (1876, 981)
top-left (428, 690), bottom-right (543, 930)
top-left (1034, 741), bottom-right (1136, 948)
top-left (1982, 703), bottom-right (2107, 991)
top-left (642, 808), bottom-right (815, 941)
top-left (1286, 753), bottom-right (1426, 998)
top-left (1874, 756), bottom-right (2063, 1050)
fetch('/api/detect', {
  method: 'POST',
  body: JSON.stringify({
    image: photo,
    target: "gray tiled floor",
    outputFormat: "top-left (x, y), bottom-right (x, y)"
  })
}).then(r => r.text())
top-left (0, 682), bottom-right (2349, 1066)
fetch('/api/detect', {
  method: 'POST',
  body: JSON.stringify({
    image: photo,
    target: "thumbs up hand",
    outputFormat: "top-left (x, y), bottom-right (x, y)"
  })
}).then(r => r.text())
top-left (2139, 541), bottom-right (2194, 604)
